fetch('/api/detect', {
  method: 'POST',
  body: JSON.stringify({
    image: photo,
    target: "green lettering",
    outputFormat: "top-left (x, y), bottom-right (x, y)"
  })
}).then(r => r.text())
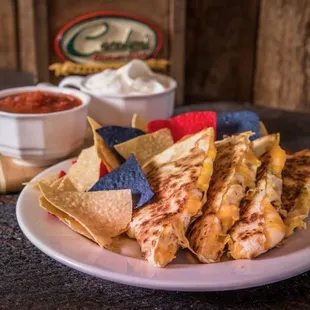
top-left (67, 22), bottom-right (109, 57)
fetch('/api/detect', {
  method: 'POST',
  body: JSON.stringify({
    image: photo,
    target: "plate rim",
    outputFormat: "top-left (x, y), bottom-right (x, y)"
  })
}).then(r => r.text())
top-left (16, 158), bottom-right (310, 292)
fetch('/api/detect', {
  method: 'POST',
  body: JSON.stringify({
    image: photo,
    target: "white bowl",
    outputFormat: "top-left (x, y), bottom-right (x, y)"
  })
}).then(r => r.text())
top-left (59, 74), bottom-right (176, 127)
top-left (0, 86), bottom-right (90, 166)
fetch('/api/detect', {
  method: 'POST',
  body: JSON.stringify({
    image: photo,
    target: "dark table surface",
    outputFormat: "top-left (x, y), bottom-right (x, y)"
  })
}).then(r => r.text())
top-left (1, 72), bottom-right (310, 309)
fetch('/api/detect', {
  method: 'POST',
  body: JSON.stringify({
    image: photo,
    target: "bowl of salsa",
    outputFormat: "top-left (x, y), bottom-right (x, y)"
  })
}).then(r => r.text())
top-left (0, 86), bottom-right (90, 166)
top-left (0, 91), bottom-right (82, 114)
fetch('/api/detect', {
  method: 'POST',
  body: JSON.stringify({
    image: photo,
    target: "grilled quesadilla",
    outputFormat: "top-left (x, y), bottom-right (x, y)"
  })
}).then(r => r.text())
top-left (228, 134), bottom-right (286, 259)
top-left (281, 149), bottom-right (310, 237)
top-left (188, 132), bottom-right (260, 263)
top-left (127, 128), bottom-right (216, 267)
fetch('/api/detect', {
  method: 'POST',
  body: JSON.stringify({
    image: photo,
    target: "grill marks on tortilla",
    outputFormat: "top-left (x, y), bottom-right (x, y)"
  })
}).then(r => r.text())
top-left (188, 132), bottom-right (259, 263)
top-left (229, 135), bottom-right (286, 259)
top-left (281, 150), bottom-right (310, 237)
top-left (133, 148), bottom-right (205, 253)
top-left (282, 151), bottom-right (310, 213)
top-left (256, 152), bottom-right (270, 183)
top-left (144, 147), bottom-right (204, 203)
top-left (128, 128), bottom-right (215, 267)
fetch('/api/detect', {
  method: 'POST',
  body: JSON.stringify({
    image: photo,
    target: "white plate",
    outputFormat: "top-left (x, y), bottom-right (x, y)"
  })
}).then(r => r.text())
top-left (16, 159), bottom-right (310, 291)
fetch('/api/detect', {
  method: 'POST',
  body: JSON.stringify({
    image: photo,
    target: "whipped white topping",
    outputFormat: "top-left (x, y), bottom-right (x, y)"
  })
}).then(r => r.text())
top-left (84, 60), bottom-right (170, 95)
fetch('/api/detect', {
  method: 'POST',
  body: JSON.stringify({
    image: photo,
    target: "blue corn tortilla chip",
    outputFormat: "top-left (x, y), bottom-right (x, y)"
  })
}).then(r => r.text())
top-left (96, 126), bottom-right (145, 149)
top-left (96, 126), bottom-right (145, 163)
top-left (89, 155), bottom-right (154, 208)
top-left (217, 111), bottom-right (261, 141)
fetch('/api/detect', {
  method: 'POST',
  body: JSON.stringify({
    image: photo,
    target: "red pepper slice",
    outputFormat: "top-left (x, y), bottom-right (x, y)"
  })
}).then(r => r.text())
top-left (58, 170), bottom-right (66, 178)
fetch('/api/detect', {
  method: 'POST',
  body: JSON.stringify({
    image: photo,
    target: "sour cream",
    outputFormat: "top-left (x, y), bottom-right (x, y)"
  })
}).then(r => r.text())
top-left (84, 60), bottom-right (170, 95)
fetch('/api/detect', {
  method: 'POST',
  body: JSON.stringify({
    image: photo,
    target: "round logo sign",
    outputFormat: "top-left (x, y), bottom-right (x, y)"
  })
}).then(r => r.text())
top-left (55, 11), bottom-right (163, 63)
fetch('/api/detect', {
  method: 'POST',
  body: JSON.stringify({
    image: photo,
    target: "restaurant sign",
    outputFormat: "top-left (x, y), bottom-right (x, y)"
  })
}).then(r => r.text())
top-left (55, 11), bottom-right (163, 63)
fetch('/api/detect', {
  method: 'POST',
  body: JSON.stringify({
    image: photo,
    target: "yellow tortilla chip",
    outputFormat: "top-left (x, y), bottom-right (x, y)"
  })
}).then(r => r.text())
top-left (131, 113), bottom-right (147, 132)
top-left (114, 128), bottom-right (174, 166)
top-left (24, 173), bottom-right (59, 188)
top-left (39, 196), bottom-right (94, 240)
top-left (38, 175), bottom-right (92, 240)
top-left (38, 182), bottom-right (132, 248)
top-left (66, 146), bottom-right (101, 192)
top-left (87, 116), bottom-right (120, 171)
top-left (53, 176), bottom-right (77, 191)
top-left (49, 177), bottom-right (63, 188)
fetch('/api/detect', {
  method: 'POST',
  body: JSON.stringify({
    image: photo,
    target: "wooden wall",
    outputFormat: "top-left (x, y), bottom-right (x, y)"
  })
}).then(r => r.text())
top-left (186, 0), bottom-right (259, 103)
top-left (254, 0), bottom-right (310, 112)
top-left (0, 0), bottom-right (18, 70)
top-left (1, 0), bottom-right (310, 111)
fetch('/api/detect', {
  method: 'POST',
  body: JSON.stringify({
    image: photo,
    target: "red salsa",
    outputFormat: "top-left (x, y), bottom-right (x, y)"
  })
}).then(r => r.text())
top-left (0, 91), bottom-right (82, 114)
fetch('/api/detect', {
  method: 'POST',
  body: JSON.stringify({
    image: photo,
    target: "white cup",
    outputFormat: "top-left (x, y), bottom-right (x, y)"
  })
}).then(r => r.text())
top-left (59, 74), bottom-right (177, 127)
top-left (0, 86), bottom-right (90, 166)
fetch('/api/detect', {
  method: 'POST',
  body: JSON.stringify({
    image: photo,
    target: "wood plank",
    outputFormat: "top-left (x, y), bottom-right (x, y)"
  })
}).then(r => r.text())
top-left (254, 0), bottom-right (310, 112)
top-left (17, 0), bottom-right (37, 79)
top-left (18, 0), bottom-right (49, 82)
top-left (169, 0), bottom-right (186, 106)
top-left (0, 0), bottom-right (18, 69)
top-left (34, 0), bottom-right (49, 82)
top-left (185, 0), bottom-right (259, 103)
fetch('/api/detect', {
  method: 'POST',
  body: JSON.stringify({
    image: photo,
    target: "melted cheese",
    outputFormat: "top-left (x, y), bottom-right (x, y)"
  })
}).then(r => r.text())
top-left (269, 143), bottom-right (286, 176)
top-left (235, 164), bottom-right (254, 188)
top-left (185, 194), bottom-right (204, 216)
top-left (151, 225), bottom-right (178, 267)
top-left (228, 241), bottom-right (246, 260)
top-left (197, 141), bottom-right (217, 192)
top-left (284, 186), bottom-right (310, 237)
top-left (217, 204), bottom-right (239, 232)
top-left (263, 198), bottom-right (285, 249)
top-left (235, 149), bottom-right (261, 188)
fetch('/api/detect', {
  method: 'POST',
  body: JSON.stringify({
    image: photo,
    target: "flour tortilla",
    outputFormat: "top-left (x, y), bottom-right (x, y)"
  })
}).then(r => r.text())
top-left (127, 128), bottom-right (216, 267)
top-left (228, 134), bottom-right (286, 259)
top-left (281, 149), bottom-right (310, 237)
top-left (188, 132), bottom-right (260, 263)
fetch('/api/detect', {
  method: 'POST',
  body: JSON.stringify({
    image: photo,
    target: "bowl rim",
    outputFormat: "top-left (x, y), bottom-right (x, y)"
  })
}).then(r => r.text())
top-left (0, 86), bottom-right (90, 118)
top-left (79, 73), bottom-right (177, 99)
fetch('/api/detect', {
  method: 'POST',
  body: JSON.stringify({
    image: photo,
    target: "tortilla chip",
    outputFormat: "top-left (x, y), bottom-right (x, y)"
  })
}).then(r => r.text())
top-left (24, 173), bottom-right (59, 188)
top-left (39, 182), bottom-right (132, 248)
top-left (132, 113), bottom-right (147, 132)
top-left (49, 177), bottom-right (63, 189)
top-left (96, 126), bottom-right (145, 149)
top-left (54, 176), bottom-right (77, 191)
top-left (217, 111), bottom-right (261, 140)
top-left (38, 175), bottom-right (91, 239)
top-left (147, 112), bottom-right (217, 142)
top-left (39, 196), bottom-right (93, 240)
top-left (114, 128), bottom-right (174, 166)
top-left (90, 155), bottom-right (154, 207)
top-left (66, 146), bottom-right (101, 192)
top-left (39, 173), bottom-right (98, 242)
top-left (87, 116), bottom-right (120, 171)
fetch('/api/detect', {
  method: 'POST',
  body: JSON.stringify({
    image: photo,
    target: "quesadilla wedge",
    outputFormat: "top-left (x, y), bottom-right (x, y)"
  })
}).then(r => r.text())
top-left (281, 149), bottom-right (310, 237)
top-left (228, 134), bottom-right (286, 259)
top-left (188, 132), bottom-right (260, 263)
top-left (127, 128), bottom-right (216, 267)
